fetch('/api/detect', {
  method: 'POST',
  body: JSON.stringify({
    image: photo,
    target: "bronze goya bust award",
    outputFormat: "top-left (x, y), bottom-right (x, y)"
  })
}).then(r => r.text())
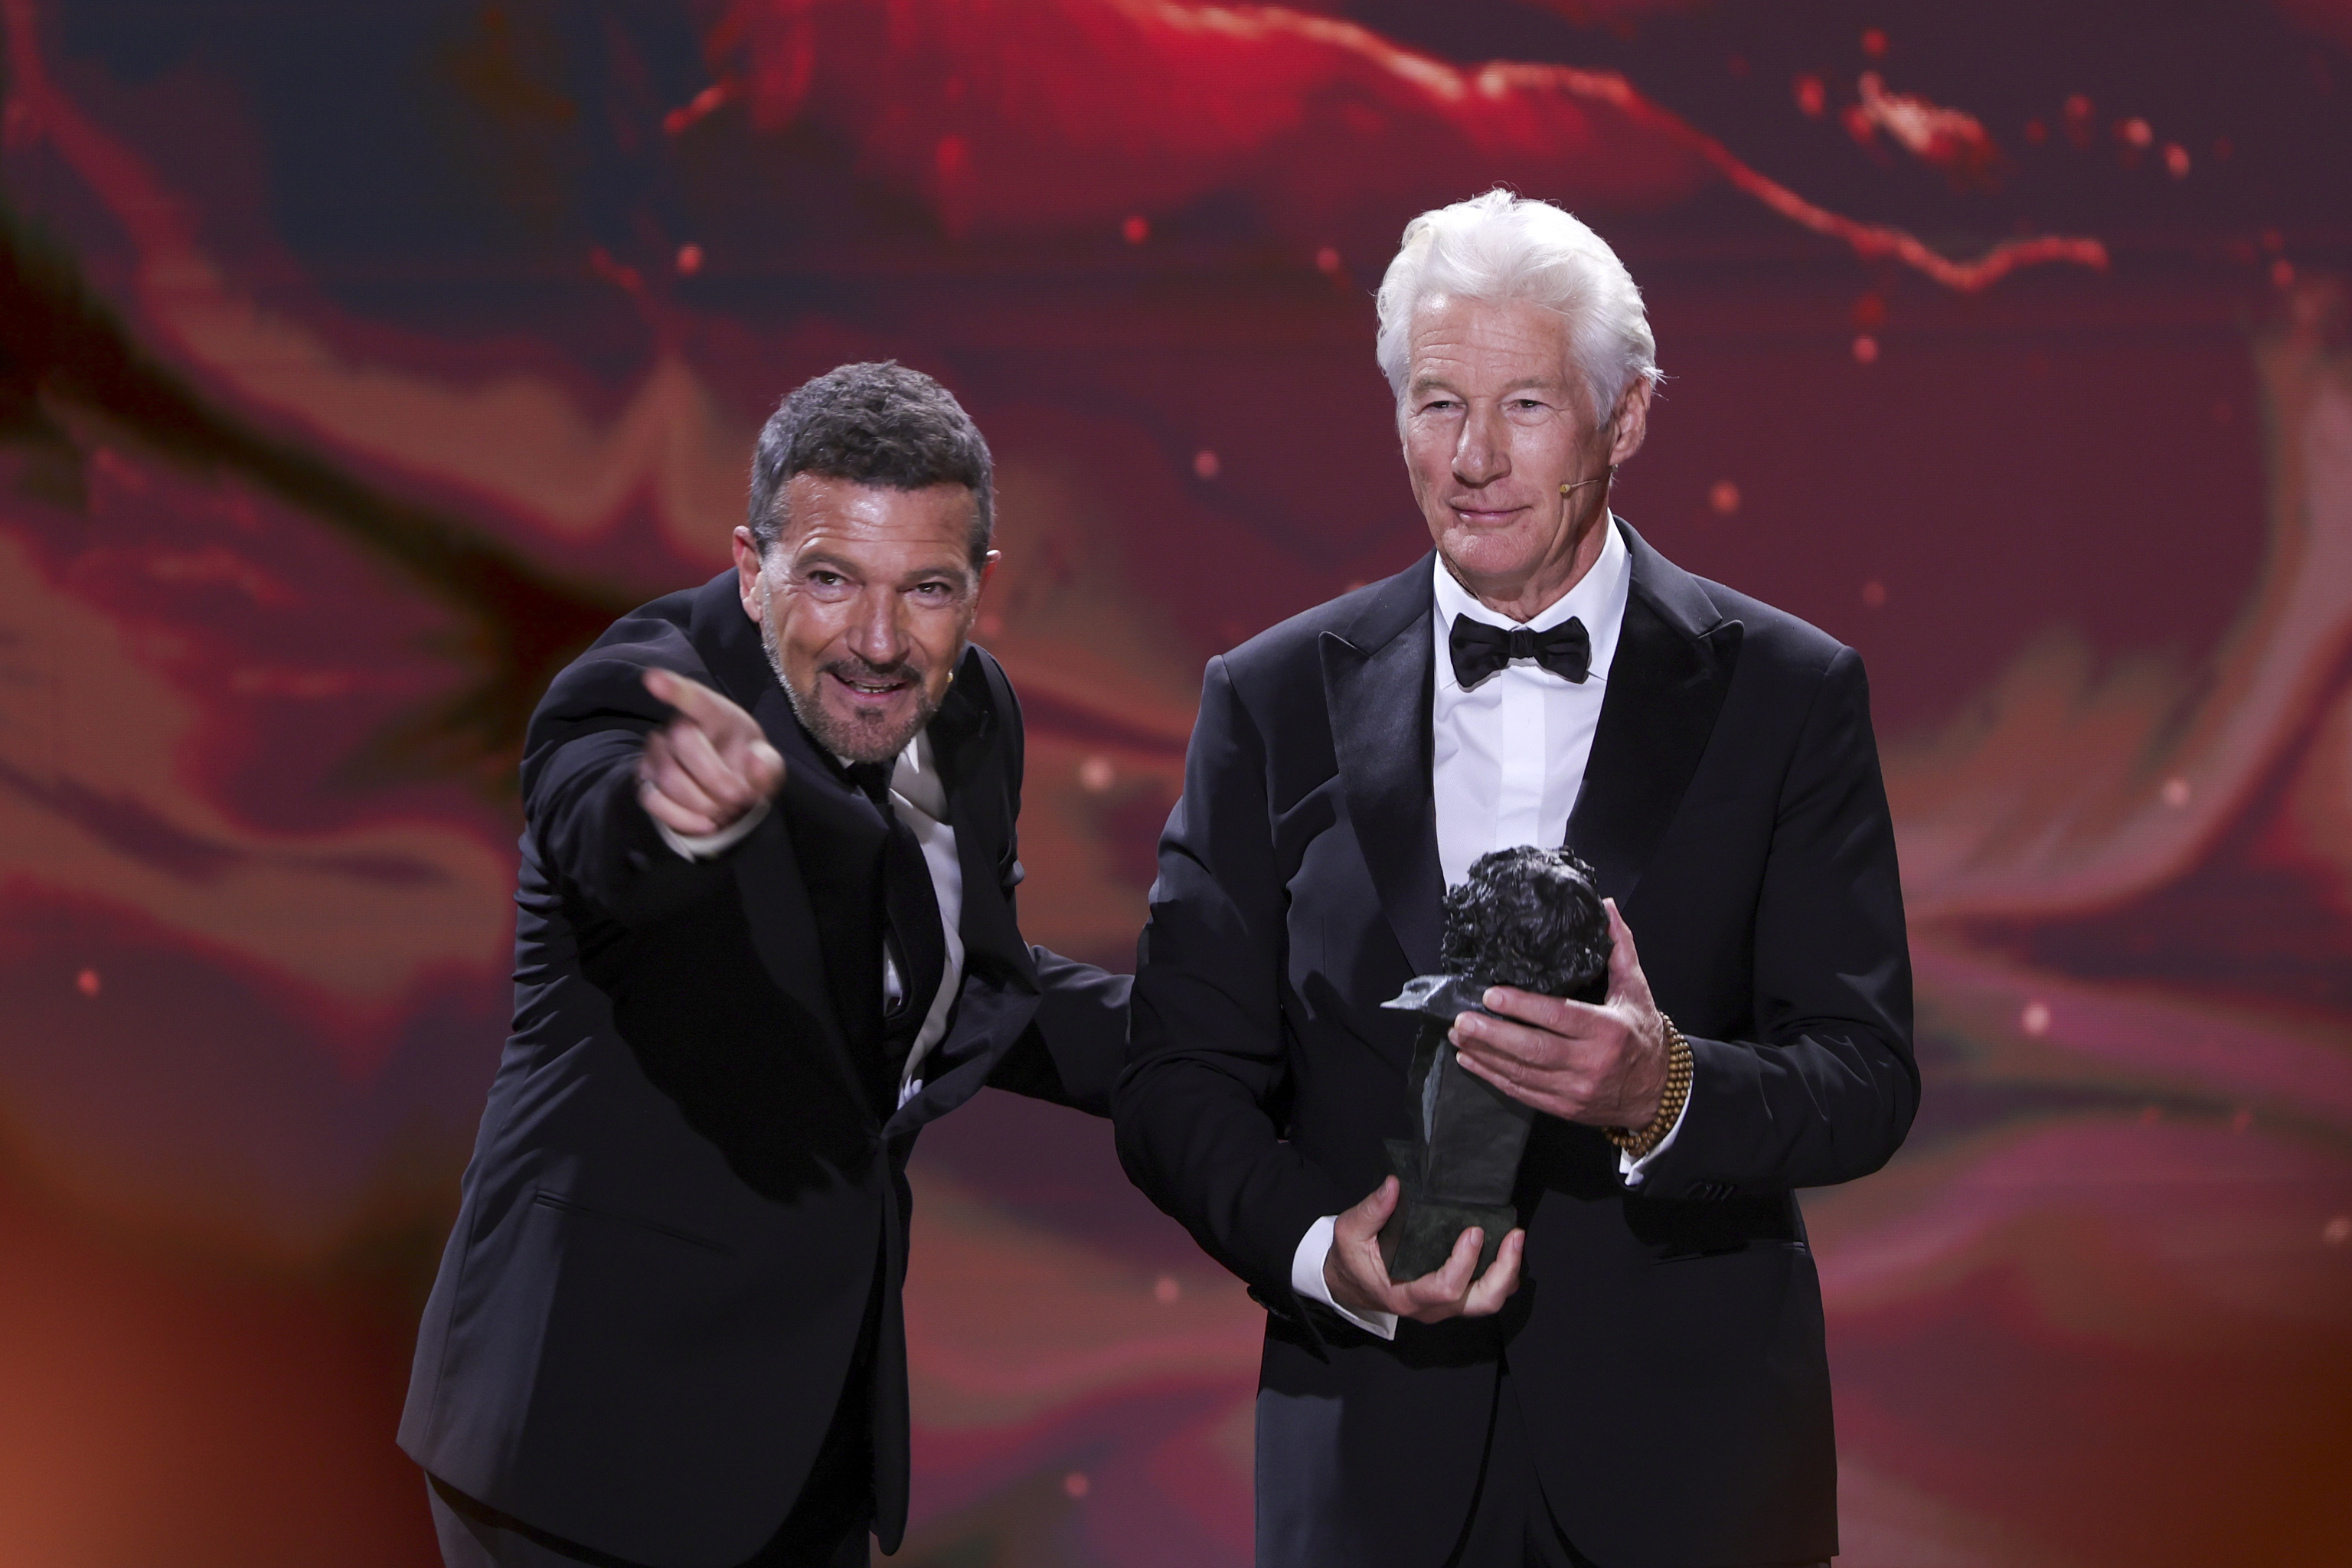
top-left (1377, 846), bottom-right (1612, 1282)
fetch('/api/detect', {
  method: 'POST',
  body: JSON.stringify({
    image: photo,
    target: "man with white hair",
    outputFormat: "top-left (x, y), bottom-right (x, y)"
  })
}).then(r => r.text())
top-left (1116, 189), bottom-right (1916, 1566)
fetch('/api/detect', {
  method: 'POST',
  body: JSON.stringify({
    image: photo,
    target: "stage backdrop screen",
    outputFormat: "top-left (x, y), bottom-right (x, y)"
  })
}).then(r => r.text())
top-left (2, 2), bottom-right (2348, 1563)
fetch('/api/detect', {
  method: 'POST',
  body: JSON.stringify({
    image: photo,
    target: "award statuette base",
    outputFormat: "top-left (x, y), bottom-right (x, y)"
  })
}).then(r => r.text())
top-left (1377, 1138), bottom-right (1517, 1284)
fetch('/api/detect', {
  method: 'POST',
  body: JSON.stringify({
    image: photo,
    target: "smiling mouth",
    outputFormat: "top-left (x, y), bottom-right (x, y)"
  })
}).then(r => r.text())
top-left (826, 666), bottom-right (916, 701)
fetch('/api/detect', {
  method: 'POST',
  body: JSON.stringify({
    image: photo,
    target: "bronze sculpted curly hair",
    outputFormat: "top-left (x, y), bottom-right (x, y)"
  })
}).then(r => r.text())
top-left (1438, 845), bottom-right (1612, 1003)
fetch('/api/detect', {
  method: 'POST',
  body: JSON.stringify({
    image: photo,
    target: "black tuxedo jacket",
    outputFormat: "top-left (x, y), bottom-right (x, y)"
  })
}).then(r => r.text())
top-left (399, 571), bottom-right (1129, 1568)
top-left (1116, 524), bottom-right (1916, 1568)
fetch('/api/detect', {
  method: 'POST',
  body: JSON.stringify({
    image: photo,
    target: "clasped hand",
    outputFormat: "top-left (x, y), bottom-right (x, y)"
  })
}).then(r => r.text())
top-left (635, 668), bottom-right (786, 838)
top-left (1321, 899), bottom-right (1668, 1326)
top-left (1449, 899), bottom-right (1668, 1130)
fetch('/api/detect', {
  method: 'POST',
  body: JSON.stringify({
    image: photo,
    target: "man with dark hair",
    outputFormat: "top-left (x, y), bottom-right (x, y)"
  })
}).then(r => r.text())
top-left (401, 362), bottom-right (1129, 1568)
top-left (746, 361), bottom-right (995, 568)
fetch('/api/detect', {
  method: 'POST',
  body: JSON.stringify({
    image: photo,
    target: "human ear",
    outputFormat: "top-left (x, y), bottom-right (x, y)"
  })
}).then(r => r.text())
top-left (1606, 379), bottom-right (1655, 467)
top-left (732, 526), bottom-right (766, 620)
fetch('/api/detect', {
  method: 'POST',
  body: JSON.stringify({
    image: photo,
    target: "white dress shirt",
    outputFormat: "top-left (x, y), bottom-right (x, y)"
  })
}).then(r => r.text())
top-left (655, 730), bottom-right (963, 1111)
top-left (1292, 521), bottom-right (1687, 1338)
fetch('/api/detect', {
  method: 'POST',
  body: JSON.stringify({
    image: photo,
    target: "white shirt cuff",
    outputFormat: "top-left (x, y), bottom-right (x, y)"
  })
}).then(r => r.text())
top-left (652, 797), bottom-right (770, 861)
top-left (1289, 1214), bottom-right (1398, 1341)
top-left (1618, 1083), bottom-right (1690, 1187)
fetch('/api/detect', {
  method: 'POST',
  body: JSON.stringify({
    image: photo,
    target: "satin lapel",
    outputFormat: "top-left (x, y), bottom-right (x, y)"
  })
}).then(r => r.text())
top-left (1566, 525), bottom-right (1743, 909)
top-left (1323, 565), bottom-right (1444, 977)
top-left (688, 575), bottom-right (879, 1118)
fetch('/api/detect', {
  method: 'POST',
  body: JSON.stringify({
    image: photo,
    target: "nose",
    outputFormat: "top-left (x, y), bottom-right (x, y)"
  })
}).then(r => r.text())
top-left (1452, 402), bottom-right (1509, 488)
top-left (844, 586), bottom-right (910, 669)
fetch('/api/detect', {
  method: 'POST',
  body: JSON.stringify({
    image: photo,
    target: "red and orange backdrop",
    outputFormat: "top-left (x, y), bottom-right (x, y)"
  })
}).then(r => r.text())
top-left (2, 2), bottom-right (2349, 1563)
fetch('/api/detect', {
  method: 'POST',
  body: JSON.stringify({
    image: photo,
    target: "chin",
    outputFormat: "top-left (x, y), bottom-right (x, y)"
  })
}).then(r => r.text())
top-left (1443, 535), bottom-right (1541, 580)
top-left (822, 705), bottom-right (924, 765)
top-left (779, 676), bottom-right (929, 766)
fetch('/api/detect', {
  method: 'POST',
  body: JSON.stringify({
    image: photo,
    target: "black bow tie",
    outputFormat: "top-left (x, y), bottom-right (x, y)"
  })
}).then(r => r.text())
top-left (1449, 613), bottom-right (1591, 689)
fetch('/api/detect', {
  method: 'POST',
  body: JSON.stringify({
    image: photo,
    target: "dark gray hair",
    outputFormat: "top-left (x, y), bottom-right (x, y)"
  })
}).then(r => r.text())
top-left (746, 361), bottom-right (994, 570)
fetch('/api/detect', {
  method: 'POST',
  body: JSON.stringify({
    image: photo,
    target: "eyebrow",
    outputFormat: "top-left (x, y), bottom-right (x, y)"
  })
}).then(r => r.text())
top-left (792, 549), bottom-right (973, 586)
top-left (1408, 372), bottom-right (1566, 399)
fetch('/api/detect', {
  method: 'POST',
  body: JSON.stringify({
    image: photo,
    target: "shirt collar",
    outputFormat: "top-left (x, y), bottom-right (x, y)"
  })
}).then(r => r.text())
top-left (891, 728), bottom-right (949, 822)
top-left (1432, 517), bottom-right (1632, 688)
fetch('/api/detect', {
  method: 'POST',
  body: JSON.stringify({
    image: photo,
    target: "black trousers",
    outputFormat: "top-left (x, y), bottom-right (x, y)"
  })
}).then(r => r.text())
top-left (430, 1423), bottom-right (868, 1568)
top-left (430, 1404), bottom-right (870, 1568)
top-left (1443, 1361), bottom-right (1831, 1568)
top-left (1443, 1359), bottom-right (1594, 1568)
top-left (428, 1338), bottom-right (877, 1568)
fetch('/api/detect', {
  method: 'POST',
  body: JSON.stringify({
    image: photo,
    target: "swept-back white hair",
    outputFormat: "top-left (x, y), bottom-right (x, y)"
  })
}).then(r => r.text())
top-left (1375, 188), bottom-right (1661, 420)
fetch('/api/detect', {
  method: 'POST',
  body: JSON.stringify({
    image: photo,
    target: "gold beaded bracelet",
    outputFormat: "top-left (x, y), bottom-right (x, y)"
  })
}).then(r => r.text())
top-left (1604, 1015), bottom-right (1693, 1161)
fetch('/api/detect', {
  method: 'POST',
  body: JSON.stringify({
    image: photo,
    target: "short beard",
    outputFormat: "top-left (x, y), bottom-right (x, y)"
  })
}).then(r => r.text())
top-left (759, 588), bottom-right (943, 766)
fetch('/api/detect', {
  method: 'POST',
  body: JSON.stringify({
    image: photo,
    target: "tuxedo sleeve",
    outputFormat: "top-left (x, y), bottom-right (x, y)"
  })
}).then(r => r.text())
top-left (964, 646), bottom-right (1134, 1117)
top-left (986, 949), bottom-right (1132, 1116)
top-left (1642, 643), bottom-right (1918, 1196)
top-left (521, 646), bottom-right (740, 927)
top-left (1114, 657), bottom-right (1355, 1305)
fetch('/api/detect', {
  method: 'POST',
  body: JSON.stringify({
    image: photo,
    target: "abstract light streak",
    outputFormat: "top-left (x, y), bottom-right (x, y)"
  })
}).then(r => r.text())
top-left (1851, 69), bottom-right (2004, 189)
top-left (709, 0), bottom-right (2107, 292)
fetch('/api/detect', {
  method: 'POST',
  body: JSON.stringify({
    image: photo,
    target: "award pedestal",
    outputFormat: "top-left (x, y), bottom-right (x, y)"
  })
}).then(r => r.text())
top-left (1377, 1013), bottom-right (1535, 1283)
top-left (1379, 1142), bottom-right (1521, 1282)
top-left (1374, 845), bottom-right (1613, 1285)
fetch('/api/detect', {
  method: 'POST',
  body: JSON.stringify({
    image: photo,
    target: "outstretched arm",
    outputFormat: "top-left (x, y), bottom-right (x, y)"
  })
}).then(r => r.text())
top-left (987, 950), bottom-right (1133, 1116)
top-left (524, 658), bottom-right (785, 926)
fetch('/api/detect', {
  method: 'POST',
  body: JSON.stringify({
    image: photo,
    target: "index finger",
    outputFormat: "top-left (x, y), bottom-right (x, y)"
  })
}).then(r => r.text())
top-left (1462, 1229), bottom-right (1524, 1315)
top-left (1477, 985), bottom-right (1597, 1035)
top-left (639, 662), bottom-right (710, 710)
top-left (643, 668), bottom-right (734, 725)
